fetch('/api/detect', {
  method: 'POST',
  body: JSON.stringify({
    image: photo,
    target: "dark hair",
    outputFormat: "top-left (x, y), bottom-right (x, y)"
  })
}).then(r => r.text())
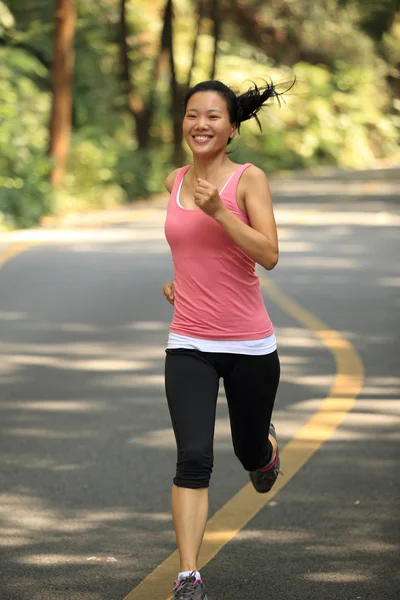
top-left (183, 79), bottom-right (294, 143)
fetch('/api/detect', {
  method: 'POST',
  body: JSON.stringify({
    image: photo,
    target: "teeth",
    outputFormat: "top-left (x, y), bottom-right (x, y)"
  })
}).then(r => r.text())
top-left (194, 136), bottom-right (211, 140)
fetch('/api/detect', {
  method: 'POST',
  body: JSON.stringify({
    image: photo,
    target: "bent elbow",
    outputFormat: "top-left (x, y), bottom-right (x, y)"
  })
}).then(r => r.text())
top-left (263, 251), bottom-right (279, 271)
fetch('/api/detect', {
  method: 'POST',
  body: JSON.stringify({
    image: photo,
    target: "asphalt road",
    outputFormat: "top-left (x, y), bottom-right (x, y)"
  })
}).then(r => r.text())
top-left (0, 168), bottom-right (399, 600)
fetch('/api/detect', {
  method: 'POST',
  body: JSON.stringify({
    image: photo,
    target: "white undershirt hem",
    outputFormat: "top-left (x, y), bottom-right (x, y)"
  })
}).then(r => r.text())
top-left (167, 332), bottom-right (277, 355)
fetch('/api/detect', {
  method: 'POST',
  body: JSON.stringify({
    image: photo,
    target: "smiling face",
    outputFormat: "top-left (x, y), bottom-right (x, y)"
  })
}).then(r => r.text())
top-left (183, 91), bottom-right (237, 156)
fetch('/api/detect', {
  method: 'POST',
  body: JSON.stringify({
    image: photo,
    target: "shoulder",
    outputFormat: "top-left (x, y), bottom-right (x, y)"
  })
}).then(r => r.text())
top-left (164, 168), bottom-right (180, 193)
top-left (238, 165), bottom-right (270, 201)
top-left (241, 164), bottom-right (269, 185)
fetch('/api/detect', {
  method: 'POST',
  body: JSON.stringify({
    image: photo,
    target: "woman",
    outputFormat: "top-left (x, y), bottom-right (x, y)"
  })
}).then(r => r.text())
top-left (162, 79), bottom-right (285, 600)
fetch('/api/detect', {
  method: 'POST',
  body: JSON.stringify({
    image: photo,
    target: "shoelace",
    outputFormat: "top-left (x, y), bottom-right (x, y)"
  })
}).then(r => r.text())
top-left (173, 575), bottom-right (199, 599)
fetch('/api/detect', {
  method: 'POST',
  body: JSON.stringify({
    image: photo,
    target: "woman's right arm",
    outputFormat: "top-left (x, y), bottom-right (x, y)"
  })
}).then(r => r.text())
top-left (164, 168), bottom-right (180, 193)
top-left (163, 169), bottom-right (179, 305)
top-left (163, 282), bottom-right (175, 305)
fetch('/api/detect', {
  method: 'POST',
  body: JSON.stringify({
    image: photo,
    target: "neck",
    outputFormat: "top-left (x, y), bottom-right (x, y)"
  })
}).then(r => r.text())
top-left (192, 152), bottom-right (231, 180)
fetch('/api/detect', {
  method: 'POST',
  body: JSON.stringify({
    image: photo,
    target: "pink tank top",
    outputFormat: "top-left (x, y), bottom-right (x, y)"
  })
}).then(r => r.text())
top-left (164, 163), bottom-right (274, 340)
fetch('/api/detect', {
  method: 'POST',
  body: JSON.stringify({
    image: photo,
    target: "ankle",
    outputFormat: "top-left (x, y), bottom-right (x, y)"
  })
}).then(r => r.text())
top-left (260, 451), bottom-right (279, 472)
top-left (269, 434), bottom-right (277, 458)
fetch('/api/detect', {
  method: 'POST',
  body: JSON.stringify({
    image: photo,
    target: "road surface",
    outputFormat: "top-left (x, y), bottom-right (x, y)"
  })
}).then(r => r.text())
top-left (0, 167), bottom-right (399, 600)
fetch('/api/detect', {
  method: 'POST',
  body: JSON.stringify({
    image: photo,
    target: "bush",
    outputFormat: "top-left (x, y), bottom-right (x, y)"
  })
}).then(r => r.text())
top-left (0, 48), bottom-right (53, 229)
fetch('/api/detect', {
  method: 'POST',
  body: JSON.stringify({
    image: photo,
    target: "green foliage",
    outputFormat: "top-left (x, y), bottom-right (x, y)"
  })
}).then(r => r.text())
top-left (0, 47), bottom-right (53, 229)
top-left (259, 61), bottom-right (400, 170)
top-left (339, 0), bottom-right (399, 41)
top-left (1, 0), bottom-right (399, 229)
top-left (214, 50), bottom-right (399, 171)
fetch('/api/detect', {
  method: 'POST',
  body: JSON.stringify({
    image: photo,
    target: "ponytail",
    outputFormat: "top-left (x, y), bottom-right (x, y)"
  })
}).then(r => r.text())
top-left (236, 80), bottom-right (290, 132)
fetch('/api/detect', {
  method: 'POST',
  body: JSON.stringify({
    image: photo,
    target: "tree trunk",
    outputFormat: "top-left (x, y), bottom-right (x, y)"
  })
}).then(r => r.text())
top-left (210, 0), bottom-right (220, 80)
top-left (48, 0), bottom-right (76, 188)
top-left (119, 0), bottom-right (174, 150)
top-left (186, 0), bottom-right (204, 89)
top-left (225, 0), bottom-right (336, 68)
top-left (165, 0), bottom-right (185, 166)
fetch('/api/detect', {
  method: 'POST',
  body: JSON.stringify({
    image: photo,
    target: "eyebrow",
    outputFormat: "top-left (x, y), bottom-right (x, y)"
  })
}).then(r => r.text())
top-left (186, 108), bottom-right (222, 113)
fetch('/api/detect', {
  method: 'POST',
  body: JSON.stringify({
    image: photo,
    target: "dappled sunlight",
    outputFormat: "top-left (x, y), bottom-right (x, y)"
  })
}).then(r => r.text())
top-left (67, 239), bottom-right (170, 256)
top-left (282, 373), bottom-right (334, 389)
top-left (275, 207), bottom-right (400, 227)
top-left (0, 311), bottom-right (29, 321)
top-left (2, 197), bottom-right (398, 600)
top-left (0, 340), bottom-right (167, 359)
top-left (278, 241), bottom-right (317, 253)
top-left (3, 354), bottom-right (154, 372)
top-left (306, 540), bottom-right (397, 556)
top-left (378, 276), bottom-right (400, 287)
top-left (128, 416), bottom-right (261, 451)
top-left (278, 354), bottom-right (309, 365)
top-left (270, 178), bottom-right (399, 197)
top-left (0, 488), bottom-right (175, 562)
top-left (20, 554), bottom-right (111, 565)
top-left (124, 321), bottom-right (169, 331)
top-left (278, 255), bottom-right (362, 270)
top-left (365, 376), bottom-right (400, 386)
top-left (339, 410), bottom-right (400, 430)
top-left (335, 243), bottom-right (368, 255)
top-left (283, 398), bottom-right (328, 412)
top-left (338, 330), bottom-right (396, 346)
top-left (234, 529), bottom-right (312, 543)
top-left (5, 428), bottom-right (98, 439)
top-left (274, 327), bottom-right (325, 349)
top-left (304, 571), bottom-right (372, 583)
top-left (361, 386), bottom-right (400, 396)
top-left (58, 323), bottom-right (106, 333)
top-left (3, 0), bottom-right (399, 594)
top-left (128, 427), bottom-right (176, 449)
top-left (101, 373), bottom-right (165, 388)
top-left (1, 493), bottom-right (68, 532)
top-left (0, 400), bottom-right (111, 412)
top-left (7, 224), bottom-right (170, 249)
top-left (0, 338), bottom-right (167, 401)
top-left (0, 454), bottom-right (91, 471)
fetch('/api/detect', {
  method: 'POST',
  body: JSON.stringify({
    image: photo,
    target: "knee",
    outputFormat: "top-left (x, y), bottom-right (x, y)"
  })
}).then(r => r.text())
top-left (234, 441), bottom-right (272, 472)
top-left (174, 446), bottom-right (213, 489)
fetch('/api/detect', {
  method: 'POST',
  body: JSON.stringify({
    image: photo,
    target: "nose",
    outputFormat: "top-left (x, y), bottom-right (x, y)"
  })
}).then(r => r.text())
top-left (194, 117), bottom-right (209, 130)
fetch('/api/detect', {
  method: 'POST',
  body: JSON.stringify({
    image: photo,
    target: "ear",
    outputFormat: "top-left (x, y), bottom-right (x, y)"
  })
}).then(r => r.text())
top-left (229, 123), bottom-right (237, 140)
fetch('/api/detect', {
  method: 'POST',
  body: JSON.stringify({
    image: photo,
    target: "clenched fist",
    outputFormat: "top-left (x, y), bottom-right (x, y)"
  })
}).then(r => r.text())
top-left (163, 281), bottom-right (175, 305)
top-left (194, 178), bottom-right (225, 218)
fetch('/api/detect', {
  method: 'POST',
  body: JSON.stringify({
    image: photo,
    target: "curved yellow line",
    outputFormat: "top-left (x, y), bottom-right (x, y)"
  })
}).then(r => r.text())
top-left (0, 242), bottom-right (37, 268)
top-left (0, 240), bottom-right (365, 599)
top-left (123, 276), bottom-right (364, 600)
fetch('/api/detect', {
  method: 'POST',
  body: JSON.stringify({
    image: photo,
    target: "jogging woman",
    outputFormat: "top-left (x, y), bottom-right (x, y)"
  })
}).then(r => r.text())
top-left (162, 79), bottom-right (285, 600)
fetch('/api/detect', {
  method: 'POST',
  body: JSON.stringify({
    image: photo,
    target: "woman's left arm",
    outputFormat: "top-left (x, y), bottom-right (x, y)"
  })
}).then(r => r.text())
top-left (213, 166), bottom-right (279, 271)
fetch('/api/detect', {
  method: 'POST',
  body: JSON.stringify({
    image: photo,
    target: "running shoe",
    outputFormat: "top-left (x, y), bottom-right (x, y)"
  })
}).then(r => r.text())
top-left (172, 572), bottom-right (208, 600)
top-left (250, 423), bottom-right (282, 493)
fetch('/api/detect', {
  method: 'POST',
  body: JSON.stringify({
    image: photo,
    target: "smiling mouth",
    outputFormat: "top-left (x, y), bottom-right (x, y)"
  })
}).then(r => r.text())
top-left (192, 135), bottom-right (213, 141)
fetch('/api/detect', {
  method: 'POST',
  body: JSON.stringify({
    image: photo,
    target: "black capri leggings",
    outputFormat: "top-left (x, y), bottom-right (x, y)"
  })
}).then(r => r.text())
top-left (165, 348), bottom-right (280, 489)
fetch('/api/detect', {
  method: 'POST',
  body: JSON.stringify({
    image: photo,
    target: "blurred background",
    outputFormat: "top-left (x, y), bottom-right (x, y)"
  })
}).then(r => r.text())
top-left (1, 0), bottom-right (399, 230)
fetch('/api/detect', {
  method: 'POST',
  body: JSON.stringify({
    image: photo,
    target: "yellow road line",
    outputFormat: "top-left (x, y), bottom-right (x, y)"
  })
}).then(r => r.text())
top-left (0, 242), bottom-right (37, 268)
top-left (1, 226), bottom-right (364, 600)
top-left (123, 276), bottom-right (364, 600)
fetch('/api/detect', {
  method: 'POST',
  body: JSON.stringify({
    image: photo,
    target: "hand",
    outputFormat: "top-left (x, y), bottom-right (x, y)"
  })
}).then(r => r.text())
top-left (163, 281), bottom-right (175, 305)
top-left (194, 178), bottom-right (226, 218)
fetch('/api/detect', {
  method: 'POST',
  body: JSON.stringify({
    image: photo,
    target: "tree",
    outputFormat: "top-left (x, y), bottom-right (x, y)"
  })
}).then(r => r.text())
top-left (48, 0), bottom-right (76, 188)
top-left (210, 0), bottom-right (220, 80)
top-left (119, 0), bottom-right (174, 150)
